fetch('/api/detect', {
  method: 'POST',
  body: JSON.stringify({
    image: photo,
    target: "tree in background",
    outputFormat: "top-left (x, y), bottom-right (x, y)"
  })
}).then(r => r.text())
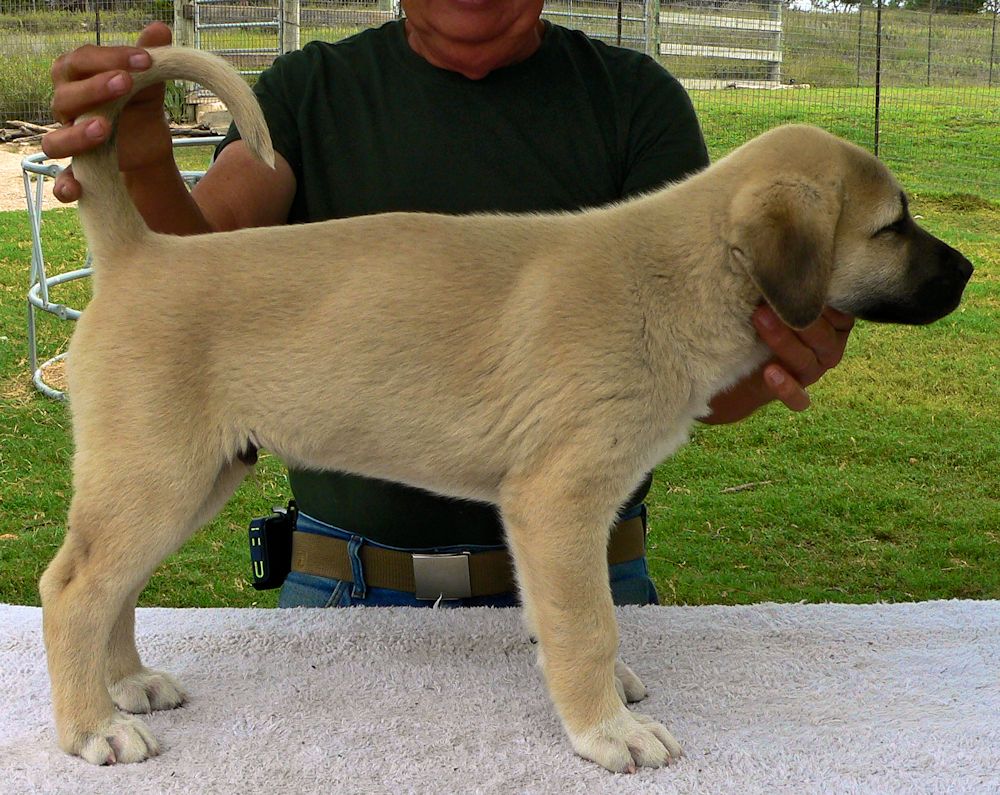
top-left (807, 0), bottom-right (992, 10)
top-left (900, 0), bottom-right (988, 13)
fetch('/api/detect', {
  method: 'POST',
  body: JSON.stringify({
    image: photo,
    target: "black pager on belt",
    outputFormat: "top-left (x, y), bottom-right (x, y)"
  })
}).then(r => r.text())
top-left (248, 501), bottom-right (297, 590)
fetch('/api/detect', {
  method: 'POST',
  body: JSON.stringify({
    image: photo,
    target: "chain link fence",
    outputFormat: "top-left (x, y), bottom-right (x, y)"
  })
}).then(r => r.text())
top-left (659, 0), bottom-right (998, 198)
top-left (2, 0), bottom-right (998, 198)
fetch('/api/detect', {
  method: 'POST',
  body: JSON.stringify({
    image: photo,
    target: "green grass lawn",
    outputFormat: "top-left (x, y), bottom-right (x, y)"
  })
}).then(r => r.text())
top-left (692, 87), bottom-right (1000, 201)
top-left (0, 189), bottom-right (997, 608)
top-left (648, 192), bottom-right (1000, 604)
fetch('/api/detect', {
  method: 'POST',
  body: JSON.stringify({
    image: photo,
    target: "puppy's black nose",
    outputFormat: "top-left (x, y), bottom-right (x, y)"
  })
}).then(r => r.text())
top-left (938, 238), bottom-right (974, 284)
top-left (956, 254), bottom-right (974, 283)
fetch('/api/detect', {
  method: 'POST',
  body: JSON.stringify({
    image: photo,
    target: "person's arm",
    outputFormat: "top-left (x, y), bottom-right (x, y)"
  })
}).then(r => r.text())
top-left (190, 142), bottom-right (295, 232)
top-left (43, 22), bottom-right (294, 235)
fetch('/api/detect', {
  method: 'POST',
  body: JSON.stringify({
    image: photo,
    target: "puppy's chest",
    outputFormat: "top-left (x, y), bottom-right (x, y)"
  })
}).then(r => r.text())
top-left (648, 338), bottom-right (770, 463)
top-left (670, 324), bottom-right (770, 411)
top-left (708, 339), bottom-right (772, 401)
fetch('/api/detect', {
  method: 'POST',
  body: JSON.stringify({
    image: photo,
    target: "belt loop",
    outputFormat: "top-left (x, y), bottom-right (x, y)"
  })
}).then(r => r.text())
top-left (639, 502), bottom-right (648, 534)
top-left (348, 535), bottom-right (367, 599)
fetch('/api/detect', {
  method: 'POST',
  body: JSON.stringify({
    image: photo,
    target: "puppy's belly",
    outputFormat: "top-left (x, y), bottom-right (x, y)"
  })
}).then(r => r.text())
top-left (239, 343), bottom-right (771, 507)
top-left (255, 424), bottom-right (508, 505)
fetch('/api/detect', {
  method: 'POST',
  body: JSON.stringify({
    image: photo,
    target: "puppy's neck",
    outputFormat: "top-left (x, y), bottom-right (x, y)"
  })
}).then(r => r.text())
top-left (609, 184), bottom-right (766, 409)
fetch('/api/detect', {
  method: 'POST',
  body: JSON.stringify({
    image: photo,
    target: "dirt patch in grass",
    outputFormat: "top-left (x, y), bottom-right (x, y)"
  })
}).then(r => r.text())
top-left (0, 144), bottom-right (69, 213)
top-left (1, 369), bottom-right (36, 405)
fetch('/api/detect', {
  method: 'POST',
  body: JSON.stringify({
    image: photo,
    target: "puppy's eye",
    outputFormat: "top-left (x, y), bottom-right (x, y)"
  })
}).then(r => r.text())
top-left (875, 217), bottom-right (909, 237)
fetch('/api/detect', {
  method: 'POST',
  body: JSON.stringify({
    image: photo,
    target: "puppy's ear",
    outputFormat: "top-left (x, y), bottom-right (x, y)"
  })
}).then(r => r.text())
top-left (728, 177), bottom-right (842, 329)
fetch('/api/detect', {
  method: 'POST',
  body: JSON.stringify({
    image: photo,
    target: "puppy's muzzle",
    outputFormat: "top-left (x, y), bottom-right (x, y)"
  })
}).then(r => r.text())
top-left (858, 231), bottom-right (974, 326)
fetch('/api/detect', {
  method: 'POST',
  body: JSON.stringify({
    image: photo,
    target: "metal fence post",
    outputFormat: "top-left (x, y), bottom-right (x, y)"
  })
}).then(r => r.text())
top-left (281, 0), bottom-right (300, 55)
top-left (173, 0), bottom-right (195, 48)
top-left (874, 0), bottom-right (883, 157)
top-left (856, 4), bottom-right (864, 88)
top-left (770, 0), bottom-right (782, 84)
top-left (927, 0), bottom-right (934, 87)
top-left (173, 0), bottom-right (196, 122)
top-left (990, 1), bottom-right (998, 88)
top-left (644, 0), bottom-right (659, 59)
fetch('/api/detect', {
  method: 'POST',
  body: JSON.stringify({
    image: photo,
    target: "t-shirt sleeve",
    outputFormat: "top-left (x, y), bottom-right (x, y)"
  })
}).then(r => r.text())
top-left (620, 58), bottom-right (709, 198)
top-left (215, 51), bottom-right (304, 179)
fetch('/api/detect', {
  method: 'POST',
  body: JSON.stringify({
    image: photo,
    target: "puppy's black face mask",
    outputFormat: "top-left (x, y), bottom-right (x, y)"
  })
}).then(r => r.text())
top-left (852, 219), bottom-right (974, 326)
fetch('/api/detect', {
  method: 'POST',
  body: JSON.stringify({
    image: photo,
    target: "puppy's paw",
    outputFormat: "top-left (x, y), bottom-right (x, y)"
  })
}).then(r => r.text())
top-left (614, 659), bottom-right (647, 704)
top-left (569, 707), bottom-right (683, 773)
top-left (77, 713), bottom-right (160, 765)
top-left (109, 668), bottom-right (186, 714)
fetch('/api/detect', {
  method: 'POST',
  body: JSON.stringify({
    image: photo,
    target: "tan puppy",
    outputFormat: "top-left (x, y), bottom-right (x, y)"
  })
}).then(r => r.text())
top-left (40, 47), bottom-right (972, 772)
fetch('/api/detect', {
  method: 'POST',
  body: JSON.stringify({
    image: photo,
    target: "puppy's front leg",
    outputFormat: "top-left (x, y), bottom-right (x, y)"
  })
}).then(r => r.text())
top-left (501, 492), bottom-right (682, 773)
top-left (521, 599), bottom-right (648, 705)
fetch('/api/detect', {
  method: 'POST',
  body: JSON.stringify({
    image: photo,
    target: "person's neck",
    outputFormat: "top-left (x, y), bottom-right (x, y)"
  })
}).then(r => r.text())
top-left (404, 18), bottom-right (545, 80)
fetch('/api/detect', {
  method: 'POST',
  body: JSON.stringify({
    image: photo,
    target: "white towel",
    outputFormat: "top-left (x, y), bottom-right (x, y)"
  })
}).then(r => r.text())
top-left (1, 601), bottom-right (998, 794)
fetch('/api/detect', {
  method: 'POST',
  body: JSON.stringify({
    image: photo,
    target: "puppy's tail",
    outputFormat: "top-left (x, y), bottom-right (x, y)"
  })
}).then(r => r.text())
top-left (71, 46), bottom-right (273, 262)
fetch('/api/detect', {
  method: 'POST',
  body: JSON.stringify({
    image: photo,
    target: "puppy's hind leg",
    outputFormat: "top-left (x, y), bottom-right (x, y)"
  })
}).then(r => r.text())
top-left (106, 460), bottom-right (251, 716)
top-left (40, 448), bottom-right (241, 765)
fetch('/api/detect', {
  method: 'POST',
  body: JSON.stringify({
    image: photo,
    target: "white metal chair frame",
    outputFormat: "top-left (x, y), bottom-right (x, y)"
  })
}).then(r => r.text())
top-left (22, 136), bottom-right (224, 400)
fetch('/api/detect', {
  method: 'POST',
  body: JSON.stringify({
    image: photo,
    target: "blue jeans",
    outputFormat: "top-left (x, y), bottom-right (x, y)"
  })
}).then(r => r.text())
top-left (278, 505), bottom-right (660, 608)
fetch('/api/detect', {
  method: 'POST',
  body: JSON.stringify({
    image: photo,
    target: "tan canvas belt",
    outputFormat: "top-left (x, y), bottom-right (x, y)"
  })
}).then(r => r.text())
top-left (290, 515), bottom-right (646, 600)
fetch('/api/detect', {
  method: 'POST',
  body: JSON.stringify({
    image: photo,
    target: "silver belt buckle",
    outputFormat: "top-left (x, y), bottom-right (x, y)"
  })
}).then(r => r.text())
top-left (412, 552), bottom-right (472, 600)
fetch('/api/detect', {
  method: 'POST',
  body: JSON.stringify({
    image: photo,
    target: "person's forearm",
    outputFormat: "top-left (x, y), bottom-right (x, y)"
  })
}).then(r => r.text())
top-left (122, 159), bottom-right (214, 236)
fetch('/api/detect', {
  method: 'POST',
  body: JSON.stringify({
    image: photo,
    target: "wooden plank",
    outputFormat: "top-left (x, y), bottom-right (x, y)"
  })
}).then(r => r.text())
top-left (544, 10), bottom-right (645, 24)
top-left (679, 78), bottom-right (806, 90)
top-left (660, 12), bottom-right (781, 32)
top-left (659, 43), bottom-right (783, 62)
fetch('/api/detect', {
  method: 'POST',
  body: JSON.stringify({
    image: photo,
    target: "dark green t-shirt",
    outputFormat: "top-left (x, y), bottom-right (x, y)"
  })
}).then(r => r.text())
top-left (219, 20), bottom-right (709, 548)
